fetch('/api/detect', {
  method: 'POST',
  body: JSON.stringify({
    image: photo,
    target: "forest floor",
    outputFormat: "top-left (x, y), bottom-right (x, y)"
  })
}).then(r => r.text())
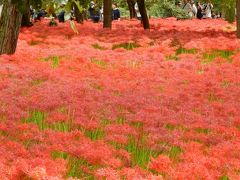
top-left (0, 18), bottom-right (240, 179)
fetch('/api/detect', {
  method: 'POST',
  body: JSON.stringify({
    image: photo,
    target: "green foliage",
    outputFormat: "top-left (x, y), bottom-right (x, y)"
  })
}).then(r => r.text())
top-left (23, 110), bottom-right (72, 132)
top-left (150, 0), bottom-right (189, 19)
top-left (176, 47), bottom-right (197, 55)
top-left (112, 42), bottom-right (140, 50)
top-left (42, 55), bottom-right (61, 68)
top-left (202, 50), bottom-right (234, 63)
top-left (84, 128), bottom-right (105, 141)
top-left (126, 135), bottom-right (159, 168)
top-left (168, 146), bottom-right (182, 160)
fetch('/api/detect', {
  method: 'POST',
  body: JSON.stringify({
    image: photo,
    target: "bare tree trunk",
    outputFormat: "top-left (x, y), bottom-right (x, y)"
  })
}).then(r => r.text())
top-left (237, 0), bottom-right (240, 38)
top-left (127, 0), bottom-right (136, 19)
top-left (0, 0), bottom-right (22, 55)
top-left (103, 0), bottom-right (112, 28)
top-left (74, 0), bottom-right (84, 23)
top-left (21, 0), bottom-right (31, 27)
top-left (137, 0), bottom-right (149, 29)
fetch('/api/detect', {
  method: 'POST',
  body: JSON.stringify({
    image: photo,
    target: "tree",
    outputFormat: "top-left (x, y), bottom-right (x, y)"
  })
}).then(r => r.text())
top-left (127, 0), bottom-right (136, 19)
top-left (103, 0), bottom-right (112, 28)
top-left (0, 0), bottom-right (22, 55)
top-left (237, 0), bottom-right (240, 38)
top-left (137, 0), bottom-right (149, 29)
top-left (21, 0), bottom-right (32, 27)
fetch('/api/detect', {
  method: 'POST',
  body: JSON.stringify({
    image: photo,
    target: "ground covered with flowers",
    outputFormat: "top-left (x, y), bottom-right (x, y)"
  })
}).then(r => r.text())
top-left (0, 18), bottom-right (240, 179)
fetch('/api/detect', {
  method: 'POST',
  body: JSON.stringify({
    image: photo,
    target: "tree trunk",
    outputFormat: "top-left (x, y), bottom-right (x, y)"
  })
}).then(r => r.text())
top-left (127, 0), bottom-right (136, 19)
top-left (237, 0), bottom-right (240, 38)
top-left (137, 0), bottom-right (150, 29)
top-left (21, 0), bottom-right (31, 27)
top-left (103, 0), bottom-right (112, 28)
top-left (74, 1), bottom-right (84, 23)
top-left (0, 0), bottom-right (22, 55)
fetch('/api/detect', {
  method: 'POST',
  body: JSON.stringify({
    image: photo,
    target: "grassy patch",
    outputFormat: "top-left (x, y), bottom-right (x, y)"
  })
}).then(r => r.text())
top-left (28, 40), bottom-right (42, 46)
top-left (52, 151), bottom-right (69, 160)
top-left (219, 175), bottom-right (230, 180)
top-left (90, 82), bottom-right (103, 90)
top-left (168, 146), bottom-right (182, 161)
top-left (126, 135), bottom-right (159, 168)
top-left (195, 127), bottom-right (211, 134)
top-left (31, 79), bottom-right (45, 86)
top-left (176, 47), bottom-right (197, 55)
top-left (221, 80), bottom-right (231, 88)
top-left (165, 123), bottom-right (175, 132)
top-left (202, 50), bottom-right (234, 64)
top-left (23, 110), bottom-right (72, 132)
top-left (112, 42), bottom-right (140, 50)
top-left (22, 110), bottom-right (47, 131)
top-left (116, 116), bottom-right (126, 125)
top-left (90, 58), bottom-right (108, 68)
top-left (91, 43), bottom-right (107, 50)
top-left (84, 128), bottom-right (105, 141)
top-left (51, 151), bottom-right (95, 179)
top-left (130, 121), bottom-right (144, 129)
top-left (207, 92), bottom-right (223, 103)
top-left (165, 55), bottom-right (179, 61)
top-left (41, 56), bottom-right (61, 68)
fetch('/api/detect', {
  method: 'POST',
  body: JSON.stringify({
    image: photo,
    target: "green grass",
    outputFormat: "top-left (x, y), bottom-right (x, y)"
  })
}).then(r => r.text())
top-left (165, 123), bottom-right (175, 131)
top-left (51, 151), bottom-right (94, 179)
top-left (90, 58), bottom-right (108, 68)
top-left (49, 122), bottom-right (70, 132)
top-left (130, 121), bottom-right (144, 129)
top-left (52, 151), bottom-right (69, 160)
top-left (28, 40), bottom-right (42, 46)
top-left (31, 79), bottom-right (45, 86)
top-left (23, 110), bottom-right (47, 131)
top-left (166, 47), bottom-right (197, 61)
top-left (165, 55), bottom-right (179, 61)
top-left (168, 146), bottom-right (182, 161)
top-left (176, 47), bottom-right (197, 55)
top-left (84, 128), bottom-right (105, 141)
top-left (195, 127), bottom-right (211, 134)
top-left (116, 116), bottom-right (126, 124)
top-left (91, 43), bottom-right (107, 50)
top-left (219, 175), bottom-right (230, 180)
top-left (112, 42), bottom-right (140, 50)
top-left (23, 110), bottom-right (72, 132)
top-left (207, 92), bottom-right (223, 103)
top-left (42, 56), bottom-right (61, 68)
top-left (202, 50), bottom-right (234, 64)
top-left (90, 82), bottom-right (103, 91)
top-left (126, 135), bottom-right (159, 168)
top-left (221, 80), bottom-right (231, 88)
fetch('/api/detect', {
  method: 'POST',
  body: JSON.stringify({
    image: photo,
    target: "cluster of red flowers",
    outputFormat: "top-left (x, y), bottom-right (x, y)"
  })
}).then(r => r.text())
top-left (0, 18), bottom-right (239, 179)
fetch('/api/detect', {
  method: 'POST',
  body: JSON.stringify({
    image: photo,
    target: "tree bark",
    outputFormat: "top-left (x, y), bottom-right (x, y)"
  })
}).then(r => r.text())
top-left (0, 0), bottom-right (22, 55)
top-left (237, 0), bottom-right (240, 38)
top-left (21, 0), bottom-right (31, 27)
top-left (74, 1), bottom-right (84, 23)
top-left (137, 0), bottom-right (150, 29)
top-left (127, 0), bottom-right (136, 19)
top-left (103, 0), bottom-right (112, 28)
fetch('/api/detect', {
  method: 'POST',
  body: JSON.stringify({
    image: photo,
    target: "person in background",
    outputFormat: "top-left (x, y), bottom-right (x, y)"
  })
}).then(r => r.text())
top-left (99, 6), bottom-right (103, 21)
top-left (182, 0), bottom-right (193, 18)
top-left (196, 2), bottom-right (203, 19)
top-left (35, 9), bottom-right (46, 21)
top-left (88, 1), bottom-right (100, 23)
top-left (203, 0), bottom-right (213, 18)
top-left (134, 2), bottom-right (141, 20)
top-left (58, 4), bottom-right (65, 23)
top-left (112, 3), bottom-right (120, 21)
top-left (191, 0), bottom-right (197, 18)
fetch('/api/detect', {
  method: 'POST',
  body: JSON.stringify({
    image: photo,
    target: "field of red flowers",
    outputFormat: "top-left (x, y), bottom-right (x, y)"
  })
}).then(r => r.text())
top-left (0, 18), bottom-right (240, 179)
